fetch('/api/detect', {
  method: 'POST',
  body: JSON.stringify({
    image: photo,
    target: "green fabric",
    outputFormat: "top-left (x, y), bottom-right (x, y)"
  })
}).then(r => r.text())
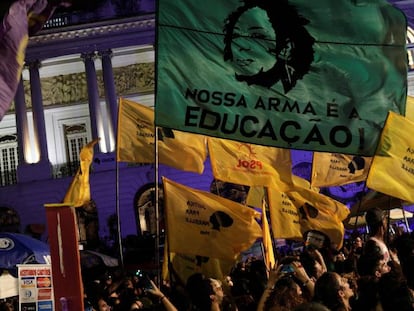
top-left (155, 0), bottom-right (408, 156)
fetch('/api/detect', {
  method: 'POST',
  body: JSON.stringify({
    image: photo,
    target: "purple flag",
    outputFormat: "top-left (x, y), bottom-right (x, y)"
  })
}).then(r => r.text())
top-left (0, 0), bottom-right (56, 120)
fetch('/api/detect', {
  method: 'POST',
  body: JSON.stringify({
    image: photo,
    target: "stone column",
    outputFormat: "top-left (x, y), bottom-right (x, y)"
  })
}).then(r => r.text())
top-left (28, 60), bottom-right (50, 164)
top-left (81, 52), bottom-right (101, 153)
top-left (99, 49), bottom-right (117, 152)
top-left (17, 61), bottom-right (52, 182)
top-left (14, 77), bottom-right (29, 165)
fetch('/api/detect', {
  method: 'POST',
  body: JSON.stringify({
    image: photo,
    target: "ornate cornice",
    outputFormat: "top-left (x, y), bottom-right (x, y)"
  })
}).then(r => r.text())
top-left (26, 15), bottom-right (155, 61)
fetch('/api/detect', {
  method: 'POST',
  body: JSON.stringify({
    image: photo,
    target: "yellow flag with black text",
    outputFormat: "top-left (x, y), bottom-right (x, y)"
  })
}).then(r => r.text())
top-left (117, 98), bottom-right (207, 174)
top-left (163, 177), bottom-right (261, 260)
top-left (63, 138), bottom-right (99, 207)
top-left (287, 187), bottom-right (348, 249)
top-left (162, 245), bottom-right (234, 284)
top-left (267, 183), bottom-right (348, 248)
top-left (367, 111), bottom-right (414, 203)
top-left (208, 137), bottom-right (293, 191)
top-left (267, 187), bottom-right (302, 240)
top-left (311, 152), bottom-right (372, 187)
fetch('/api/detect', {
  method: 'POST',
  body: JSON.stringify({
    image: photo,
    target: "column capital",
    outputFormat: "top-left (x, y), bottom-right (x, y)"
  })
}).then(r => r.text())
top-left (26, 60), bottom-right (42, 70)
top-left (81, 52), bottom-right (97, 62)
top-left (98, 49), bottom-right (113, 58)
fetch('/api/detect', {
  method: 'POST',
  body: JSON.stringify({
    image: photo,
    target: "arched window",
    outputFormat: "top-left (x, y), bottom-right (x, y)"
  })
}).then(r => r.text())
top-left (0, 134), bottom-right (18, 186)
top-left (133, 183), bottom-right (164, 236)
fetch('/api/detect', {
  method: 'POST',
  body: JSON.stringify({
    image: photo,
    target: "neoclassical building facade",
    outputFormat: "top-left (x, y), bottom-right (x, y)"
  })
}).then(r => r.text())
top-left (0, 1), bottom-right (413, 254)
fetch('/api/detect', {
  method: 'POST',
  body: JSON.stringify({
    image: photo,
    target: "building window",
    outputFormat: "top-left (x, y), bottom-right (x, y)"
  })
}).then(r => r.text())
top-left (134, 183), bottom-right (164, 236)
top-left (0, 134), bottom-right (18, 186)
top-left (64, 124), bottom-right (88, 164)
top-left (408, 26), bottom-right (414, 72)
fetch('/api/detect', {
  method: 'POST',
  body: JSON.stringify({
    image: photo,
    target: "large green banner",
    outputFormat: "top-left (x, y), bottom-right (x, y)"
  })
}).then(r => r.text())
top-left (155, 0), bottom-right (408, 156)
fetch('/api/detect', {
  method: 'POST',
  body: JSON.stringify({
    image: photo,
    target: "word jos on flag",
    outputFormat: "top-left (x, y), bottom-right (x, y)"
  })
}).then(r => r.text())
top-left (155, 0), bottom-right (407, 156)
top-left (208, 137), bottom-right (293, 191)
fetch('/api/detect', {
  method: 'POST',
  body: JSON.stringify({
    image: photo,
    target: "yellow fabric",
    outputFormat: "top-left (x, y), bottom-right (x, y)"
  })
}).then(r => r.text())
top-left (162, 245), bottom-right (234, 284)
top-left (405, 95), bottom-right (414, 122)
top-left (208, 137), bottom-right (293, 191)
top-left (292, 175), bottom-right (319, 192)
top-left (117, 98), bottom-right (207, 174)
top-left (246, 186), bottom-right (265, 209)
top-left (262, 199), bottom-right (275, 272)
top-left (163, 177), bottom-right (261, 260)
top-left (293, 186), bottom-right (350, 221)
top-left (367, 111), bottom-right (414, 203)
top-left (63, 138), bottom-right (99, 207)
top-left (267, 185), bottom-right (348, 248)
top-left (267, 187), bottom-right (302, 240)
top-left (311, 152), bottom-right (372, 187)
top-left (287, 188), bottom-right (348, 249)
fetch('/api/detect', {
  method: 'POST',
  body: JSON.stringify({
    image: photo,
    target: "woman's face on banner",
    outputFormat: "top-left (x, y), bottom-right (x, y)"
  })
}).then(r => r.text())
top-left (231, 7), bottom-right (276, 75)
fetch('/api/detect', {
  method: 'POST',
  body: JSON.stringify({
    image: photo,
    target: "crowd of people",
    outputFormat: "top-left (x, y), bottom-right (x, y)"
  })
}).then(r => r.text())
top-left (74, 206), bottom-right (414, 311)
top-left (1, 206), bottom-right (413, 310)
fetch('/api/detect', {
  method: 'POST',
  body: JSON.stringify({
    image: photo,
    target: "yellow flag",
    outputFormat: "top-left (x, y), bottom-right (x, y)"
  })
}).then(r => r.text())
top-left (63, 138), bottom-right (99, 207)
top-left (262, 199), bottom-right (275, 273)
top-left (292, 185), bottom-right (350, 222)
top-left (163, 177), bottom-right (261, 260)
top-left (311, 152), bottom-right (372, 187)
top-left (367, 111), bottom-right (414, 203)
top-left (162, 243), bottom-right (234, 284)
top-left (117, 98), bottom-right (207, 174)
top-left (208, 137), bottom-right (293, 191)
top-left (246, 186), bottom-right (265, 209)
top-left (405, 95), bottom-right (414, 122)
top-left (287, 188), bottom-right (348, 249)
top-left (267, 187), bottom-right (302, 240)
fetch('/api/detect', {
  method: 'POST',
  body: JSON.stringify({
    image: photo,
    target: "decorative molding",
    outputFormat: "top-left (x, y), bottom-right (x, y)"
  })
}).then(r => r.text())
top-left (26, 16), bottom-right (155, 60)
top-left (30, 17), bottom-right (155, 46)
top-left (9, 62), bottom-right (154, 111)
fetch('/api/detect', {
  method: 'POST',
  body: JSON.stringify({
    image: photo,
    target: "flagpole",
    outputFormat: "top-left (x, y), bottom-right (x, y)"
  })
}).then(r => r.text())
top-left (155, 127), bottom-right (161, 285)
top-left (115, 160), bottom-right (124, 268)
top-left (353, 185), bottom-right (368, 230)
top-left (263, 188), bottom-right (277, 272)
top-left (115, 98), bottom-right (124, 268)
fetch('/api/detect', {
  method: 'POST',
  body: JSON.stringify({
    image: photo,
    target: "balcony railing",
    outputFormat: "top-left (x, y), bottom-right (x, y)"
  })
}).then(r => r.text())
top-left (0, 170), bottom-right (17, 187)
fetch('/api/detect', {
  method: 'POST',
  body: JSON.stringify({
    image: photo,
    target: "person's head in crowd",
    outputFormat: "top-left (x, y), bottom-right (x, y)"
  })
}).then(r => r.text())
top-left (357, 239), bottom-right (390, 278)
top-left (186, 273), bottom-right (224, 311)
top-left (264, 276), bottom-right (306, 311)
top-left (392, 233), bottom-right (414, 290)
top-left (353, 236), bottom-right (363, 251)
top-left (0, 301), bottom-right (15, 311)
top-left (91, 297), bottom-right (111, 311)
top-left (246, 258), bottom-right (268, 301)
top-left (377, 268), bottom-right (414, 311)
top-left (365, 207), bottom-right (387, 238)
top-left (313, 272), bottom-right (354, 311)
top-left (300, 249), bottom-right (324, 280)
